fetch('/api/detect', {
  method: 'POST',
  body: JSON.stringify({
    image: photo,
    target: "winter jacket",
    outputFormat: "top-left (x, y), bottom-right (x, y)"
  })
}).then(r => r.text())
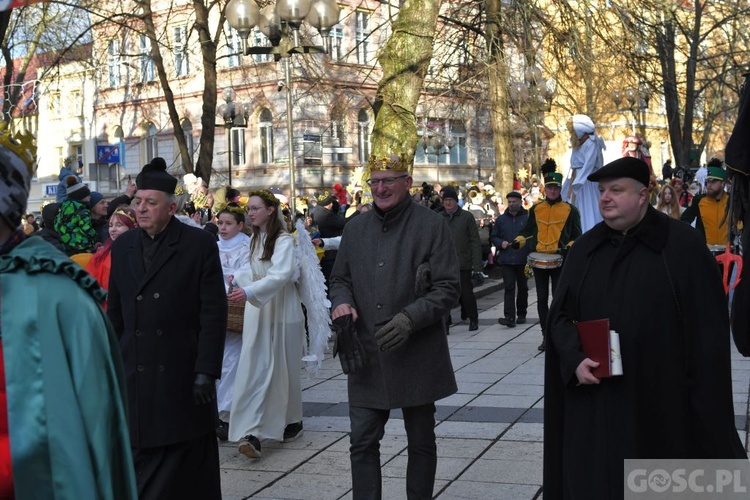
top-left (491, 207), bottom-right (531, 265)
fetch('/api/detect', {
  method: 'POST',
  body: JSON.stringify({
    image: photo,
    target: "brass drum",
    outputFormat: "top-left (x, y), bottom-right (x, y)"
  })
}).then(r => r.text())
top-left (527, 252), bottom-right (563, 269)
top-left (707, 244), bottom-right (726, 257)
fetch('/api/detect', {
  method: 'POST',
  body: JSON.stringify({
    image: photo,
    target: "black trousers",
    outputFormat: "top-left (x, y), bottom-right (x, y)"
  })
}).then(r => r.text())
top-left (349, 403), bottom-right (437, 500)
top-left (533, 266), bottom-right (562, 333)
top-left (133, 431), bottom-right (221, 500)
top-left (500, 264), bottom-right (529, 320)
top-left (458, 270), bottom-right (478, 320)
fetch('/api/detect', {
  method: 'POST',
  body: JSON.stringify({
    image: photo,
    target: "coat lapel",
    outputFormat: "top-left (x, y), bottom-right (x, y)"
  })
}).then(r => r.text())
top-left (137, 218), bottom-right (182, 293)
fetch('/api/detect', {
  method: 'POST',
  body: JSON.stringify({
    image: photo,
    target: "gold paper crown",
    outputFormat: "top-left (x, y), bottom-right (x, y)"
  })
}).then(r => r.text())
top-left (174, 185), bottom-right (185, 196)
top-left (367, 153), bottom-right (412, 174)
top-left (0, 122), bottom-right (36, 177)
top-left (248, 189), bottom-right (280, 207)
top-left (317, 190), bottom-right (331, 203)
top-left (225, 202), bottom-right (247, 215)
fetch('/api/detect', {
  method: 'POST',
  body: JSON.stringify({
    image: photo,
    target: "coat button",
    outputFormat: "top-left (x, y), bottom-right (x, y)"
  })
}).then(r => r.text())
top-left (136, 294), bottom-right (142, 301)
top-left (135, 330), bottom-right (142, 337)
top-left (136, 365), bottom-right (145, 372)
top-left (158, 365), bottom-right (165, 372)
top-left (382, 227), bottom-right (388, 233)
top-left (153, 292), bottom-right (160, 299)
top-left (378, 261), bottom-right (384, 267)
top-left (156, 329), bottom-right (163, 336)
top-left (377, 303), bottom-right (382, 309)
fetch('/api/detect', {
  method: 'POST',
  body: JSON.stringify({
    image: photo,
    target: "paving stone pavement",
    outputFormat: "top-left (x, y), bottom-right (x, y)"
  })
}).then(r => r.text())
top-left (219, 279), bottom-right (750, 499)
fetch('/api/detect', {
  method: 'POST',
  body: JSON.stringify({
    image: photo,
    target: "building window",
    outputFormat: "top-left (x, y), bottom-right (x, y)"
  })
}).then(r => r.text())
top-left (146, 123), bottom-right (158, 162)
top-left (258, 108), bottom-right (274, 164)
top-left (108, 39), bottom-right (122, 87)
top-left (330, 24), bottom-right (344, 62)
top-left (181, 119), bottom-right (194, 170)
top-left (448, 121), bottom-right (467, 165)
top-left (49, 91), bottom-right (61, 117)
top-left (230, 128), bottom-right (246, 166)
top-left (355, 11), bottom-right (370, 65)
top-left (330, 113), bottom-right (345, 164)
top-left (357, 109), bottom-right (371, 164)
top-left (140, 34), bottom-right (156, 82)
top-left (251, 28), bottom-right (272, 63)
top-left (70, 90), bottom-right (82, 117)
top-left (226, 25), bottom-right (242, 68)
top-left (303, 133), bottom-right (322, 165)
top-left (174, 26), bottom-right (190, 76)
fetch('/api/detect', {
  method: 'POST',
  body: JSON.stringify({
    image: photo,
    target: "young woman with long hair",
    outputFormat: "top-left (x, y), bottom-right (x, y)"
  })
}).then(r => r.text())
top-left (226, 190), bottom-right (305, 459)
top-left (655, 183), bottom-right (684, 219)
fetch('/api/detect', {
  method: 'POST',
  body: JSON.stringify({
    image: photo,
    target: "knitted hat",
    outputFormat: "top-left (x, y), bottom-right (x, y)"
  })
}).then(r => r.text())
top-left (65, 175), bottom-right (91, 201)
top-left (440, 186), bottom-right (459, 201)
top-left (89, 191), bottom-right (105, 207)
top-left (0, 124), bottom-right (36, 229)
top-left (136, 157), bottom-right (177, 193)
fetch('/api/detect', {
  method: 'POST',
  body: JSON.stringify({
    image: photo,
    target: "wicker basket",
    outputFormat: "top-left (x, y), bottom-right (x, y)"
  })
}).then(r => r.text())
top-left (227, 300), bottom-right (246, 333)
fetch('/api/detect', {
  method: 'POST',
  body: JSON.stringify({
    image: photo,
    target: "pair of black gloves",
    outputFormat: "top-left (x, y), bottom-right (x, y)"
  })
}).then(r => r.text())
top-left (332, 312), bottom-right (414, 374)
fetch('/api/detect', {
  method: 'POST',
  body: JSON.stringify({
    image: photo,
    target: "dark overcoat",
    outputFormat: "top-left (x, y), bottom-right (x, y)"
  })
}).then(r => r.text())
top-left (108, 217), bottom-right (227, 448)
top-left (544, 206), bottom-right (746, 499)
top-left (330, 196), bottom-right (460, 409)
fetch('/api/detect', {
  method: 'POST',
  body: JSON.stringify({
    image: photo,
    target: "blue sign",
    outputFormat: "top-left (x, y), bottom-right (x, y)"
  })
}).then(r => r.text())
top-left (45, 184), bottom-right (57, 196)
top-left (97, 145), bottom-right (120, 163)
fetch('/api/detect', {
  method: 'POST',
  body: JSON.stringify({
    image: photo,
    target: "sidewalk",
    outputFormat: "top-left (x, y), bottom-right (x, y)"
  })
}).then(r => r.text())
top-left (219, 282), bottom-right (750, 499)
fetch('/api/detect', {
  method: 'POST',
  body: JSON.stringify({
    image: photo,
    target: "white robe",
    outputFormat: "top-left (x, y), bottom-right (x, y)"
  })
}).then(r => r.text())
top-left (229, 233), bottom-right (305, 441)
top-left (216, 231), bottom-right (251, 420)
top-left (564, 134), bottom-right (606, 233)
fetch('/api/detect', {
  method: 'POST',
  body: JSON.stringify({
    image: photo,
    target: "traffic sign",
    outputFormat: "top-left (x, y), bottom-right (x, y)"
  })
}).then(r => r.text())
top-left (97, 145), bottom-right (121, 163)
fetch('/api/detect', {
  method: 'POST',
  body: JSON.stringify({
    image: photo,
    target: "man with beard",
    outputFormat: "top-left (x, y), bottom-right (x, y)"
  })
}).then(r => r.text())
top-left (681, 158), bottom-right (730, 248)
top-left (330, 153), bottom-right (459, 500)
top-left (491, 191), bottom-right (530, 328)
top-left (512, 159), bottom-right (581, 351)
top-left (544, 156), bottom-right (746, 499)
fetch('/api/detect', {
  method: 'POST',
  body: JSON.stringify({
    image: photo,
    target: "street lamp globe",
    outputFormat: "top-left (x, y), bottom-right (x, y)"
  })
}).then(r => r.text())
top-left (225, 0), bottom-right (260, 40)
top-left (258, 4), bottom-right (283, 45)
top-left (276, 0), bottom-right (312, 25)
top-left (307, 0), bottom-right (341, 36)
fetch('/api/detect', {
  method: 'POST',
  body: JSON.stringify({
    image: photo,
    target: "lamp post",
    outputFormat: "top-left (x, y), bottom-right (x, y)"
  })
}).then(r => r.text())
top-left (216, 87), bottom-right (250, 187)
top-left (225, 0), bottom-right (340, 214)
top-left (612, 82), bottom-right (651, 135)
top-left (509, 66), bottom-right (556, 178)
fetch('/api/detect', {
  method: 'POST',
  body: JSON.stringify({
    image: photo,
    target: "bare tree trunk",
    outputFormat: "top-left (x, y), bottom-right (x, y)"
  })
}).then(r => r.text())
top-left (370, 0), bottom-right (442, 162)
top-left (192, 0), bottom-right (221, 184)
top-left (485, 0), bottom-right (514, 196)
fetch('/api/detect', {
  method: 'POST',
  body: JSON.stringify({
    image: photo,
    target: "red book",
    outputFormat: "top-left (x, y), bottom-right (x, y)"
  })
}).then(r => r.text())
top-left (576, 318), bottom-right (612, 378)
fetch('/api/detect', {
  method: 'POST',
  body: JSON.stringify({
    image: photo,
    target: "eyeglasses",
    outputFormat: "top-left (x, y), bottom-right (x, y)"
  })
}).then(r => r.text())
top-left (366, 175), bottom-right (408, 188)
top-left (247, 206), bottom-right (266, 213)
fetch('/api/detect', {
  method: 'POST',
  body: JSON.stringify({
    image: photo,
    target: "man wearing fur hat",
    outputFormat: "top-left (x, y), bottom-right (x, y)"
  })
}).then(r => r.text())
top-left (330, 153), bottom-right (460, 499)
top-left (512, 159), bottom-right (581, 351)
top-left (563, 114), bottom-right (605, 233)
top-left (108, 157), bottom-right (227, 499)
top-left (0, 126), bottom-right (137, 497)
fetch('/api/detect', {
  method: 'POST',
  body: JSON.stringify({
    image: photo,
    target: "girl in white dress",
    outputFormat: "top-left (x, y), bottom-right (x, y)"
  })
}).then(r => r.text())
top-left (227, 191), bottom-right (305, 459)
top-left (215, 203), bottom-right (251, 439)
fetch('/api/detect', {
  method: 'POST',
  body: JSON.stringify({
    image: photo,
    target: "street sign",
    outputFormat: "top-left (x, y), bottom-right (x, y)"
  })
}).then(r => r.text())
top-left (45, 184), bottom-right (57, 196)
top-left (97, 145), bottom-right (121, 164)
top-left (322, 147), bottom-right (353, 154)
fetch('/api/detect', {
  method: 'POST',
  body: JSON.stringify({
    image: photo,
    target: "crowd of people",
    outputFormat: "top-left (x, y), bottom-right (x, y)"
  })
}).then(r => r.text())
top-left (3, 113), bottom-right (748, 500)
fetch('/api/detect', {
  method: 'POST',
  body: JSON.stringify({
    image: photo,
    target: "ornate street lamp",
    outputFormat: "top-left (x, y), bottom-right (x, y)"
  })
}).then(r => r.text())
top-left (419, 119), bottom-right (455, 185)
top-left (612, 82), bottom-right (651, 134)
top-left (225, 0), bottom-right (340, 214)
top-left (216, 87), bottom-right (250, 187)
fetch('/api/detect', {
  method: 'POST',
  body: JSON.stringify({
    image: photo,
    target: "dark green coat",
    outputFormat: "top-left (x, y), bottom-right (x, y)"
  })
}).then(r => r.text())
top-left (330, 196), bottom-right (459, 409)
top-left (439, 205), bottom-right (482, 272)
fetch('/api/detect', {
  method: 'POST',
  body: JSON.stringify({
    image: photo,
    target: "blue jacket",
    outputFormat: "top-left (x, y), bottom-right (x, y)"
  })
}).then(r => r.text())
top-left (56, 167), bottom-right (80, 203)
top-left (491, 207), bottom-right (531, 265)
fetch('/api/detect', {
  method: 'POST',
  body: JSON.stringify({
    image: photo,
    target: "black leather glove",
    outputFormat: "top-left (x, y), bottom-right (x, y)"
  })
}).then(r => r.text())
top-left (415, 262), bottom-right (432, 297)
top-left (332, 314), bottom-right (366, 374)
top-left (193, 373), bottom-right (216, 405)
top-left (374, 312), bottom-right (414, 352)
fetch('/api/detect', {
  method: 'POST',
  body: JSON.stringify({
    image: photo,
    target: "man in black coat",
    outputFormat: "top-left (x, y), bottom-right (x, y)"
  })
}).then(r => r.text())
top-left (108, 158), bottom-right (227, 500)
top-left (312, 191), bottom-right (347, 289)
top-left (544, 157), bottom-right (746, 499)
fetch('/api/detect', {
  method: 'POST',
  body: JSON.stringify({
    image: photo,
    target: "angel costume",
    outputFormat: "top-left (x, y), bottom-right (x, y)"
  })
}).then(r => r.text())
top-left (563, 114), bottom-right (605, 233)
top-left (229, 232), bottom-right (305, 442)
top-left (216, 230), bottom-right (251, 421)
